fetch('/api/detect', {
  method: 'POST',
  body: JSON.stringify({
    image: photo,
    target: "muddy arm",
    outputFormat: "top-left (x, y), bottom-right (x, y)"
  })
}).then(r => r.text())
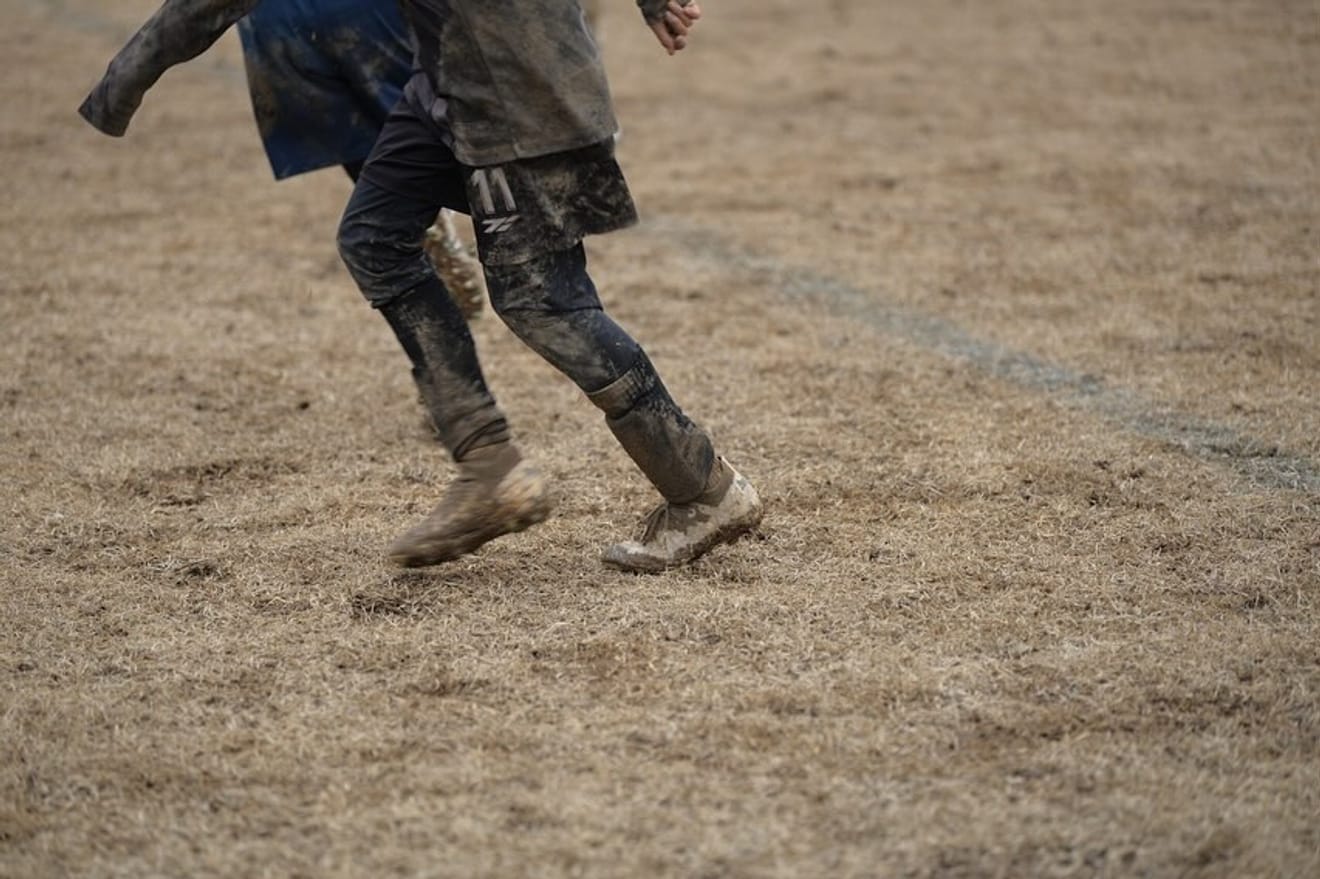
top-left (78, 0), bottom-right (261, 137)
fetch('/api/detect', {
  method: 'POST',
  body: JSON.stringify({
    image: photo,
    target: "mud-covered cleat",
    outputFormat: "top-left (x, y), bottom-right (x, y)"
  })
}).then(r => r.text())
top-left (602, 458), bottom-right (762, 573)
top-left (388, 453), bottom-right (551, 567)
top-left (423, 218), bottom-right (486, 320)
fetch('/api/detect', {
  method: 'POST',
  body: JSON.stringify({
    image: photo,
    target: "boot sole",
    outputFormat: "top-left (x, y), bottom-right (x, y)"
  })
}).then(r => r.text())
top-left (390, 500), bottom-right (550, 568)
top-left (601, 502), bottom-right (763, 574)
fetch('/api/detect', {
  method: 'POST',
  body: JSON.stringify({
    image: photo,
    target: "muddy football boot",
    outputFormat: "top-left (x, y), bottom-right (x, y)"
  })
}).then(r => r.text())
top-left (423, 215), bottom-right (486, 320)
top-left (389, 445), bottom-right (551, 567)
top-left (602, 458), bottom-right (762, 572)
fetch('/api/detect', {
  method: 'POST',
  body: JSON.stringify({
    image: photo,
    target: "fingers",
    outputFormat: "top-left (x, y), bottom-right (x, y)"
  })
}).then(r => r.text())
top-left (651, 0), bottom-right (701, 54)
top-left (666, 1), bottom-right (700, 34)
top-left (648, 19), bottom-right (679, 54)
top-left (669, 1), bottom-right (701, 25)
top-left (664, 11), bottom-right (690, 37)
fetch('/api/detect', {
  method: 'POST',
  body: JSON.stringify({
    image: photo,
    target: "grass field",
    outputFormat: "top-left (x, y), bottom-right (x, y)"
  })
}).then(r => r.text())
top-left (2, 0), bottom-right (1317, 876)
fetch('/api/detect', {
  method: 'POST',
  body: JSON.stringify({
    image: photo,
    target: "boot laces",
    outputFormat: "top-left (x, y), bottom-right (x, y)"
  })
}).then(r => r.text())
top-left (637, 502), bottom-right (672, 543)
top-left (637, 500), bottom-right (701, 543)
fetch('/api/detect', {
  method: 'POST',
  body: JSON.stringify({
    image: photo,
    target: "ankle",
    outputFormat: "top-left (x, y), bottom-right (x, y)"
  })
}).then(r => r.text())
top-left (457, 441), bottom-right (522, 481)
top-left (695, 457), bottom-right (733, 505)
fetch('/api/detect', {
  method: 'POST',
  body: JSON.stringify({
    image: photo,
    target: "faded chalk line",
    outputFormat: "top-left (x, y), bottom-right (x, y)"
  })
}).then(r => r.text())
top-left (42, 0), bottom-right (1319, 494)
top-left (645, 216), bottom-right (1320, 494)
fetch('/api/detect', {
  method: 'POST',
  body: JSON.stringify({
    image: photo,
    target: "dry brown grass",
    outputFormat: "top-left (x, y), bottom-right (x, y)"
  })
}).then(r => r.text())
top-left (2, 0), bottom-right (1317, 876)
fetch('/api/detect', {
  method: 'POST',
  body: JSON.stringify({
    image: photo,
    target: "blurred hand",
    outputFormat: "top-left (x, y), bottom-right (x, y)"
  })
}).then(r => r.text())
top-left (649, 1), bottom-right (702, 55)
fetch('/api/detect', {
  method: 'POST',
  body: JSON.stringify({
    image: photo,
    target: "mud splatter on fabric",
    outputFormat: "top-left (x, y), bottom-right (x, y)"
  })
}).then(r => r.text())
top-left (236, 1), bottom-right (414, 179)
top-left (81, 0), bottom-right (655, 166)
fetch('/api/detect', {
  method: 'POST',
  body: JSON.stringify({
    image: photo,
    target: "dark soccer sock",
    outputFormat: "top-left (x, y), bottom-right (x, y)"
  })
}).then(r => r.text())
top-left (586, 351), bottom-right (715, 503)
top-left (379, 280), bottom-right (510, 460)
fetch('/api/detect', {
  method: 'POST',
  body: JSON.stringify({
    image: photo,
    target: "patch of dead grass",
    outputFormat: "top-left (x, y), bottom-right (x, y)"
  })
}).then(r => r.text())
top-left (2, 0), bottom-right (1318, 876)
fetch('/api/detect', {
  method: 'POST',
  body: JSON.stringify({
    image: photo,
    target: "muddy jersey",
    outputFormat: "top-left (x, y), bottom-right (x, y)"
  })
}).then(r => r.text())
top-left (400, 0), bottom-right (612, 165)
top-left (79, 0), bottom-right (675, 166)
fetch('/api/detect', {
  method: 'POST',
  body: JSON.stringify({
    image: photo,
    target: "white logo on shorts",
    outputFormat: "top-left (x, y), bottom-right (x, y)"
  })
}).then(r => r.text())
top-left (471, 168), bottom-right (519, 234)
top-left (481, 216), bottom-right (520, 233)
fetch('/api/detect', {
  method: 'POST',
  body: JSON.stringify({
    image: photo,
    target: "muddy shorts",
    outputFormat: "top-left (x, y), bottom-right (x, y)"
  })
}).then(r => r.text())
top-left (358, 85), bottom-right (639, 266)
top-left (237, 0), bottom-right (414, 180)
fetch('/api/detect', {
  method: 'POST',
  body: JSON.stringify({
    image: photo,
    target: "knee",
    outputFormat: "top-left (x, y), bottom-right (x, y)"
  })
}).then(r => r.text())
top-left (334, 212), bottom-right (370, 278)
top-left (483, 248), bottom-right (581, 344)
top-left (483, 248), bottom-right (641, 392)
top-left (336, 205), bottom-right (434, 309)
top-left (484, 244), bottom-right (599, 318)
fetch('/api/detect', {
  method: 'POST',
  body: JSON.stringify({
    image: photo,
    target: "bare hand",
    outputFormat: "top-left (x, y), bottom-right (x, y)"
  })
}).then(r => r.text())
top-left (648, 1), bottom-right (702, 55)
